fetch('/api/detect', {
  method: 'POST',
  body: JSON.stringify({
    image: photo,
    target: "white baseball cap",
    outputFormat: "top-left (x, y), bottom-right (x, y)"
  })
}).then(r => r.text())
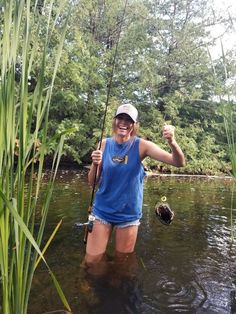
top-left (115, 104), bottom-right (138, 122)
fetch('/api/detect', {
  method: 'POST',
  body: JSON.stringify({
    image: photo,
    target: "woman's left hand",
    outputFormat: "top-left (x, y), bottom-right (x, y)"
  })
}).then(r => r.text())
top-left (162, 124), bottom-right (176, 145)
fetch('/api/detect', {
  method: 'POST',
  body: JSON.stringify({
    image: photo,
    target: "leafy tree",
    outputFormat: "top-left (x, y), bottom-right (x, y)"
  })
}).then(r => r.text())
top-left (45, 0), bottom-right (236, 174)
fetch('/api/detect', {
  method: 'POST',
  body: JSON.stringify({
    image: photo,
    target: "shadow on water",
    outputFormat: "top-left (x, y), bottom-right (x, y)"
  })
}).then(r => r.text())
top-left (27, 170), bottom-right (236, 314)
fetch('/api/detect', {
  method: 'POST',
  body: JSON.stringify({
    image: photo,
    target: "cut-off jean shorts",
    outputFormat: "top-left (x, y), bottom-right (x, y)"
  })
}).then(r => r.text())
top-left (94, 214), bottom-right (140, 229)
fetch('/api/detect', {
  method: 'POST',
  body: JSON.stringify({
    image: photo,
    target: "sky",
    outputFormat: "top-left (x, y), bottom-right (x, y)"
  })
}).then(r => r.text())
top-left (209, 0), bottom-right (236, 59)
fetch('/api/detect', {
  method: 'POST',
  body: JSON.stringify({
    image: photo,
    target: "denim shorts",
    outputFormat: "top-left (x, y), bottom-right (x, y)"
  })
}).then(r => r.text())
top-left (94, 214), bottom-right (140, 229)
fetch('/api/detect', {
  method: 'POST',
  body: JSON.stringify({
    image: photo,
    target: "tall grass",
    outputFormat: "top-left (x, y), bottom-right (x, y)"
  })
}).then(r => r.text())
top-left (222, 102), bottom-right (236, 240)
top-left (0, 0), bottom-right (72, 313)
top-left (207, 36), bottom-right (236, 179)
top-left (222, 104), bottom-right (236, 179)
top-left (208, 27), bottom-right (236, 240)
top-left (219, 39), bottom-right (236, 180)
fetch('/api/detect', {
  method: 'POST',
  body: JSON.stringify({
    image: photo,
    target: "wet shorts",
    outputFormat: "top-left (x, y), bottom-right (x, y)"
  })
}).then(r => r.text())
top-left (94, 214), bottom-right (140, 229)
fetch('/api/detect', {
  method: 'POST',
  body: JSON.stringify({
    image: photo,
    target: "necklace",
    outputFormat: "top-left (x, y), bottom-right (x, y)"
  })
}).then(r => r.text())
top-left (111, 137), bottom-right (135, 164)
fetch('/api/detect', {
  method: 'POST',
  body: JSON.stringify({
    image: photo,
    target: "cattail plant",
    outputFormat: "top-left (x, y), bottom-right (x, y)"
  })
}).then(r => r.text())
top-left (0, 0), bottom-right (72, 313)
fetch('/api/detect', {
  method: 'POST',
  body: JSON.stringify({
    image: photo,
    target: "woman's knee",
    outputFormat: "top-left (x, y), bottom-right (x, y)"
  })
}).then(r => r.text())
top-left (115, 225), bottom-right (139, 253)
top-left (84, 252), bottom-right (109, 276)
top-left (84, 252), bottom-right (104, 265)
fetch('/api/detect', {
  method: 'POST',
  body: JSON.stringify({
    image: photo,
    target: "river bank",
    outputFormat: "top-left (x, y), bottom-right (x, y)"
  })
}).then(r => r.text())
top-left (42, 155), bottom-right (233, 179)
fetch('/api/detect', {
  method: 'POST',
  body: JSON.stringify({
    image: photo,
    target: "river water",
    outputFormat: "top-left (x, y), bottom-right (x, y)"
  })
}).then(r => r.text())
top-left (28, 170), bottom-right (236, 314)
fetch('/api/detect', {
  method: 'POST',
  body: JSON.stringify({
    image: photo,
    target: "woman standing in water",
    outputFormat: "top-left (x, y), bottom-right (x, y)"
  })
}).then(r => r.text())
top-left (86, 103), bottom-right (185, 264)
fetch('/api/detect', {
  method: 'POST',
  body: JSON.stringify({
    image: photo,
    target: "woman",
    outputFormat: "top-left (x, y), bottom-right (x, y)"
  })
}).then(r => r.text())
top-left (86, 103), bottom-right (185, 264)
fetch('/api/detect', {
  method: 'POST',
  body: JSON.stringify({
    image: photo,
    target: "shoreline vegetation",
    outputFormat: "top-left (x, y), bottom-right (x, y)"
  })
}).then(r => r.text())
top-left (37, 0), bottom-right (235, 181)
top-left (42, 154), bottom-right (232, 177)
top-left (42, 161), bottom-right (233, 180)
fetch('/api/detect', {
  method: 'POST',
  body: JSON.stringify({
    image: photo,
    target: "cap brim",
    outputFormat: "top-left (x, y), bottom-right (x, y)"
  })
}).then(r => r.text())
top-left (114, 113), bottom-right (136, 122)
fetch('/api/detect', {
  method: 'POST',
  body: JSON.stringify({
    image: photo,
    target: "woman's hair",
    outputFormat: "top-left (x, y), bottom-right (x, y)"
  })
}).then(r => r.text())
top-left (111, 119), bottom-right (139, 137)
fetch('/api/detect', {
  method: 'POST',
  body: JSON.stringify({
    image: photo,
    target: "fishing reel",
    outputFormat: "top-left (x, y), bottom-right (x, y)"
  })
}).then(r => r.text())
top-left (74, 214), bottom-right (96, 233)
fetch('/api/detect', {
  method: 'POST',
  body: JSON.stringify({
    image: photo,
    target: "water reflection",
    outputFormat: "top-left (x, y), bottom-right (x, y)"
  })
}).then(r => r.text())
top-left (28, 171), bottom-right (236, 314)
top-left (78, 252), bottom-right (142, 314)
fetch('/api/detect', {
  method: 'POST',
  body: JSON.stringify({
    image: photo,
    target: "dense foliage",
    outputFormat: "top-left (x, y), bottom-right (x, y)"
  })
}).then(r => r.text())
top-left (47, 0), bottom-right (236, 175)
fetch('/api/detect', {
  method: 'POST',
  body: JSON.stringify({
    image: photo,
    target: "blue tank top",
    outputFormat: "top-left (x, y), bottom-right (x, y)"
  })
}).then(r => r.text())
top-left (93, 136), bottom-right (146, 223)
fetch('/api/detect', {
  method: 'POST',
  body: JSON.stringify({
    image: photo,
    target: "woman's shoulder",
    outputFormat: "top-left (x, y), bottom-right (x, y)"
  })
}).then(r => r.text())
top-left (138, 137), bottom-right (150, 146)
top-left (101, 137), bottom-right (112, 151)
top-left (102, 137), bottom-right (112, 145)
top-left (139, 137), bottom-right (157, 144)
top-left (138, 137), bottom-right (156, 159)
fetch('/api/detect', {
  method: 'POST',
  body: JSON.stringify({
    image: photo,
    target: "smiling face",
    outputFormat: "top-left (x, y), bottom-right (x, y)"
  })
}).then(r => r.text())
top-left (114, 113), bottom-right (134, 139)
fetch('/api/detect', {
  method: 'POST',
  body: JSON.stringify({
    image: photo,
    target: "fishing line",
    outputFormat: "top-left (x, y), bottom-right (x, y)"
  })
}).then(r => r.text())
top-left (90, 0), bottom-right (128, 209)
top-left (75, 0), bottom-right (129, 243)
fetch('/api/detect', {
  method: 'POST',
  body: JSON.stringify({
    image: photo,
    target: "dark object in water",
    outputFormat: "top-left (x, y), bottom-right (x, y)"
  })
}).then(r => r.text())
top-left (155, 202), bottom-right (174, 225)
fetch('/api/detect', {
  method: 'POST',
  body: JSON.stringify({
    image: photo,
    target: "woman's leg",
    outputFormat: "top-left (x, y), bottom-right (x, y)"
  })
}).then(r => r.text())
top-left (115, 225), bottom-right (139, 253)
top-left (85, 220), bottom-right (112, 265)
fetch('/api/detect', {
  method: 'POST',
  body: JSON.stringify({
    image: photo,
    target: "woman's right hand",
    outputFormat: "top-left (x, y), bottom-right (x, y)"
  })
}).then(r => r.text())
top-left (91, 150), bottom-right (103, 165)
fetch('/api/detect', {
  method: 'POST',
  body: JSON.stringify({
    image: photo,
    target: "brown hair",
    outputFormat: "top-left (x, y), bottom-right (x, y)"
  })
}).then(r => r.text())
top-left (111, 119), bottom-right (139, 137)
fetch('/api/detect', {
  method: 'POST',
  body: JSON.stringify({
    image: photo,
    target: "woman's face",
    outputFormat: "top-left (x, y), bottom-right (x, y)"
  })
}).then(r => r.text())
top-left (115, 114), bottom-right (134, 137)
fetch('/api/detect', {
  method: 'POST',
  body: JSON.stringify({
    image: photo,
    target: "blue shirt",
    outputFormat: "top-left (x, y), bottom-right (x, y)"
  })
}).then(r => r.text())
top-left (93, 136), bottom-right (146, 223)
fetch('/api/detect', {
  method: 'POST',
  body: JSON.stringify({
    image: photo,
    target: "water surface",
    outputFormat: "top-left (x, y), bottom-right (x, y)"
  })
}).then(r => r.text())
top-left (29, 171), bottom-right (236, 314)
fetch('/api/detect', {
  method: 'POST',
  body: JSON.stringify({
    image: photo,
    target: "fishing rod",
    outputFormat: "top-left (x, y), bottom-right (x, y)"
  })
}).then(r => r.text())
top-left (75, 0), bottom-right (129, 243)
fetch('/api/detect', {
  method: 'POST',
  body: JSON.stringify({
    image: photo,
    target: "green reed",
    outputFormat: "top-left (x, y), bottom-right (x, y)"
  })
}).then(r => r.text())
top-left (220, 40), bottom-right (236, 181)
top-left (222, 98), bottom-right (236, 240)
top-left (0, 1), bottom-right (71, 313)
top-left (219, 20), bottom-right (236, 240)
top-left (208, 35), bottom-right (236, 178)
top-left (222, 92), bottom-right (236, 240)
top-left (207, 24), bottom-right (236, 239)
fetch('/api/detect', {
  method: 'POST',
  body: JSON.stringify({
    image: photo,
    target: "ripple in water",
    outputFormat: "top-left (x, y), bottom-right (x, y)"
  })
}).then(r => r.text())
top-left (142, 276), bottom-right (207, 313)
